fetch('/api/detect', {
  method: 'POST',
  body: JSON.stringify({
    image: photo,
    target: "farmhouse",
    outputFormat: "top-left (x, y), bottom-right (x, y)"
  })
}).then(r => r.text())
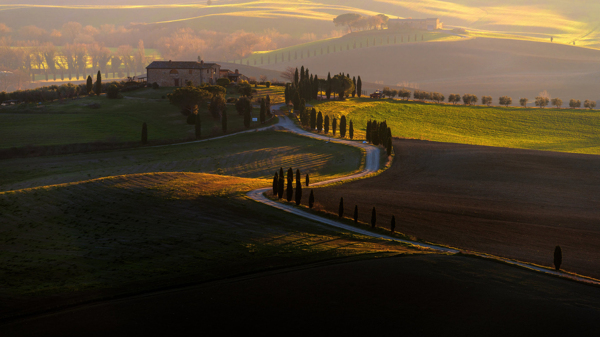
top-left (146, 60), bottom-right (221, 87)
top-left (388, 18), bottom-right (443, 31)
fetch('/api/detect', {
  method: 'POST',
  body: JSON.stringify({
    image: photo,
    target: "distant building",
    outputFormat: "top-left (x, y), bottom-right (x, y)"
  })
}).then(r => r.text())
top-left (388, 18), bottom-right (442, 31)
top-left (219, 68), bottom-right (244, 83)
top-left (146, 60), bottom-right (221, 87)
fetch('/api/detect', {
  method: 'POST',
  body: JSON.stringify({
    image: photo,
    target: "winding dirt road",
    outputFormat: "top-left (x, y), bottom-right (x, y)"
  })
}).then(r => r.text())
top-left (247, 112), bottom-right (600, 285)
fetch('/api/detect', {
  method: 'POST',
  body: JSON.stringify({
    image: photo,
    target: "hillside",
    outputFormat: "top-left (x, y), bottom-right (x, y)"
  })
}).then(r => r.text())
top-left (0, 172), bottom-right (417, 320)
top-left (264, 37), bottom-right (600, 103)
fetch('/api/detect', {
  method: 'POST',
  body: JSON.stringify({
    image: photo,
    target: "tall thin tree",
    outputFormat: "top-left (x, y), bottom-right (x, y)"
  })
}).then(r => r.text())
top-left (338, 197), bottom-right (344, 218)
top-left (309, 190), bottom-right (314, 208)
top-left (95, 70), bottom-right (102, 96)
top-left (371, 207), bottom-right (377, 228)
top-left (273, 172), bottom-right (279, 195)
top-left (391, 215), bottom-right (396, 233)
top-left (354, 205), bottom-right (358, 223)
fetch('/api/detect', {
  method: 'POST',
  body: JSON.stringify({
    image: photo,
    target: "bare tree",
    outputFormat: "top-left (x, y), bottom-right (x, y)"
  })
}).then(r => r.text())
top-left (281, 66), bottom-right (295, 82)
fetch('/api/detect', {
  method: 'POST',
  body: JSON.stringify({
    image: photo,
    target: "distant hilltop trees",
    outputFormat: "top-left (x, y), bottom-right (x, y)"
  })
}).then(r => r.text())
top-left (333, 13), bottom-right (389, 33)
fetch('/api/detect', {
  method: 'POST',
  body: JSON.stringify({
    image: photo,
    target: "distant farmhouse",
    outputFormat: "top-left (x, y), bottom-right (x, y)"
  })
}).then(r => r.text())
top-left (146, 60), bottom-right (221, 87)
top-left (219, 68), bottom-right (246, 83)
top-left (388, 18), bottom-right (443, 31)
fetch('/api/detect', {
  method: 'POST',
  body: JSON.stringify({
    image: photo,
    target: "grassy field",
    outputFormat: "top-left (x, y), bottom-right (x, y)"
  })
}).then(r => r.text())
top-left (237, 30), bottom-right (459, 65)
top-left (311, 98), bottom-right (600, 155)
top-left (0, 172), bottom-right (421, 320)
top-left (0, 130), bottom-right (363, 191)
top-left (0, 87), bottom-right (274, 149)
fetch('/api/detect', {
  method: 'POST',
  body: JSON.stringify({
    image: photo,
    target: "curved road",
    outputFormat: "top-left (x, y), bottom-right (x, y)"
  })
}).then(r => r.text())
top-left (247, 112), bottom-right (600, 285)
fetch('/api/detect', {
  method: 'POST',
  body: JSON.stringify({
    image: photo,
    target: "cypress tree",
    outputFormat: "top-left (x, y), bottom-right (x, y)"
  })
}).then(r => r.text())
top-left (338, 197), bottom-right (344, 218)
top-left (286, 179), bottom-right (293, 202)
top-left (366, 120), bottom-right (372, 142)
top-left (313, 74), bottom-right (319, 99)
top-left (340, 115), bottom-right (347, 138)
top-left (310, 108), bottom-right (317, 130)
top-left (332, 117), bottom-right (337, 136)
top-left (386, 137), bottom-right (392, 156)
top-left (309, 189), bottom-right (314, 209)
top-left (278, 175), bottom-right (284, 199)
top-left (317, 111), bottom-right (323, 132)
top-left (86, 75), bottom-right (93, 94)
top-left (372, 120), bottom-right (380, 145)
top-left (391, 215), bottom-right (396, 233)
top-left (294, 68), bottom-right (299, 87)
top-left (326, 72), bottom-right (332, 99)
top-left (221, 109), bottom-right (227, 134)
top-left (260, 99), bottom-right (266, 124)
top-left (95, 70), bottom-right (102, 96)
top-left (287, 167), bottom-right (293, 185)
top-left (352, 76), bottom-right (356, 98)
top-left (295, 169), bottom-right (302, 205)
top-left (273, 172), bottom-right (278, 195)
top-left (196, 113), bottom-right (202, 139)
top-left (324, 115), bottom-right (329, 134)
top-left (353, 205), bottom-right (358, 223)
top-left (349, 120), bottom-right (354, 140)
top-left (141, 122), bottom-right (148, 144)
top-left (554, 246), bottom-right (562, 271)
top-left (305, 173), bottom-right (309, 186)
top-left (357, 76), bottom-right (362, 98)
top-left (300, 66), bottom-right (305, 82)
top-left (371, 207), bottom-right (377, 228)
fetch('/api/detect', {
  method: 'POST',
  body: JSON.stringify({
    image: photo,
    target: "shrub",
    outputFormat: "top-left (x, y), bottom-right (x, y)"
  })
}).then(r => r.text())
top-left (216, 77), bottom-right (231, 88)
top-left (266, 81), bottom-right (271, 88)
top-left (106, 84), bottom-right (121, 99)
top-left (499, 96), bottom-right (512, 107)
top-left (152, 82), bottom-right (160, 90)
top-left (520, 98), bottom-right (528, 107)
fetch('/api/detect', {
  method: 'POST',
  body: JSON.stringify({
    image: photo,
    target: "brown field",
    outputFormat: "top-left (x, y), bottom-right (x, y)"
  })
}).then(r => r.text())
top-left (304, 139), bottom-right (600, 278)
top-left (265, 37), bottom-right (600, 103)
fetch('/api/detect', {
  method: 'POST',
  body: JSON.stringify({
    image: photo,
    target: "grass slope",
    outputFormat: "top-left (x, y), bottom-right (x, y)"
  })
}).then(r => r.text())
top-left (237, 29), bottom-right (459, 64)
top-left (0, 172), bottom-right (421, 320)
top-left (0, 130), bottom-right (363, 191)
top-left (312, 98), bottom-right (600, 155)
top-left (0, 87), bottom-right (275, 149)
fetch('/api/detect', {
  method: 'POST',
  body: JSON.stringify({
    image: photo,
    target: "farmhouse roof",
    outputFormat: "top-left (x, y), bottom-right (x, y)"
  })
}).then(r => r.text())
top-left (146, 61), bottom-right (220, 70)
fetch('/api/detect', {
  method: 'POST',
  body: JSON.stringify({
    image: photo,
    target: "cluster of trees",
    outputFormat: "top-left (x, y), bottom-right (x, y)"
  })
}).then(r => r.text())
top-left (0, 20), bottom-right (327, 87)
top-left (0, 37), bottom-right (149, 87)
top-left (377, 87), bottom-right (597, 110)
top-left (168, 83), bottom-right (229, 129)
top-left (366, 120), bottom-right (393, 156)
top-left (282, 66), bottom-right (362, 103)
top-left (333, 13), bottom-right (389, 33)
top-left (272, 167), bottom-right (308, 206)
top-left (299, 108), bottom-right (354, 139)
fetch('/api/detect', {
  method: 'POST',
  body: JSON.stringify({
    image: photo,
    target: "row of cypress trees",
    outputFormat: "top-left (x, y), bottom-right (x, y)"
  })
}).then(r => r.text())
top-left (272, 167), bottom-right (311, 205)
top-left (338, 197), bottom-right (397, 233)
top-left (367, 119), bottom-right (393, 156)
top-left (300, 108), bottom-right (354, 139)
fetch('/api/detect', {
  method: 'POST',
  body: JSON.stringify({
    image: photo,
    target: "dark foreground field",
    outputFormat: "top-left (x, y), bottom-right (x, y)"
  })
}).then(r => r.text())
top-left (306, 139), bottom-right (600, 278)
top-left (2, 255), bottom-right (600, 336)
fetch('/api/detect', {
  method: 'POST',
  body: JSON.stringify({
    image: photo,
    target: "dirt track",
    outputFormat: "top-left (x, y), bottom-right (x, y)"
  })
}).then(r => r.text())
top-left (307, 139), bottom-right (600, 278)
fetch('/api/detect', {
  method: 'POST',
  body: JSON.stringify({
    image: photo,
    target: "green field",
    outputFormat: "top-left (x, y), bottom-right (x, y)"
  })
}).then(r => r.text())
top-left (0, 87), bottom-right (275, 149)
top-left (0, 130), bottom-right (363, 192)
top-left (312, 98), bottom-right (600, 155)
top-left (0, 172), bottom-right (419, 319)
top-left (236, 30), bottom-right (459, 65)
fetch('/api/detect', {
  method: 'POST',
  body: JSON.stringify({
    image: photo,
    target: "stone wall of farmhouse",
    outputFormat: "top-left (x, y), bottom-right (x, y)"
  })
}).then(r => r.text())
top-left (147, 67), bottom-right (220, 87)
